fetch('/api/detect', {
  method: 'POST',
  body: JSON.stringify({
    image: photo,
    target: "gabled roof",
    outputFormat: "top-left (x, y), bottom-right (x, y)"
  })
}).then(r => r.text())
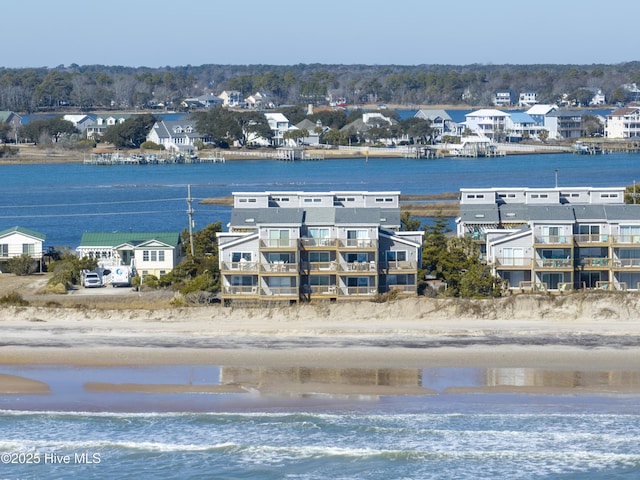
top-left (79, 232), bottom-right (181, 248)
top-left (0, 111), bottom-right (21, 123)
top-left (414, 109), bottom-right (452, 122)
top-left (608, 107), bottom-right (640, 117)
top-left (527, 104), bottom-right (558, 115)
top-left (509, 112), bottom-right (535, 124)
top-left (466, 109), bottom-right (510, 118)
top-left (0, 226), bottom-right (45, 241)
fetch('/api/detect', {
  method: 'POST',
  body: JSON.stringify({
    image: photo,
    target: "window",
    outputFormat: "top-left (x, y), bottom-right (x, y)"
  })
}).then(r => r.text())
top-left (268, 252), bottom-right (291, 263)
top-left (310, 275), bottom-right (330, 286)
top-left (309, 251), bottom-right (330, 263)
top-left (0, 244), bottom-right (7, 257)
top-left (143, 250), bottom-right (149, 261)
top-left (150, 251), bottom-right (157, 262)
top-left (231, 252), bottom-right (252, 262)
top-left (308, 228), bottom-right (329, 239)
top-left (22, 244), bottom-right (35, 255)
top-left (159, 251), bottom-right (165, 262)
top-left (269, 229), bottom-right (290, 247)
top-left (346, 252), bottom-right (369, 263)
top-left (386, 251), bottom-right (407, 262)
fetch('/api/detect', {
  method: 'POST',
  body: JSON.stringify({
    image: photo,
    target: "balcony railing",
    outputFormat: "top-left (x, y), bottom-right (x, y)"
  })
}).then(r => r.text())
top-left (343, 261), bottom-right (377, 272)
top-left (260, 262), bottom-right (298, 273)
top-left (338, 239), bottom-right (377, 249)
top-left (536, 258), bottom-right (572, 268)
top-left (304, 261), bottom-right (338, 272)
top-left (221, 261), bottom-right (259, 272)
top-left (262, 286), bottom-right (298, 296)
top-left (387, 284), bottom-right (416, 294)
top-left (614, 258), bottom-right (640, 268)
top-left (495, 258), bottom-right (533, 268)
top-left (535, 235), bottom-right (572, 245)
top-left (223, 285), bottom-right (259, 295)
top-left (343, 286), bottom-right (378, 296)
top-left (300, 238), bottom-right (338, 248)
top-left (579, 257), bottom-right (611, 268)
top-left (574, 234), bottom-right (610, 243)
top-left (380, 260), bottom-right (417, 271)
top-left (259, 239), bottom-right (299, 249)
top-left (612, 235), bottom-right (640, 245)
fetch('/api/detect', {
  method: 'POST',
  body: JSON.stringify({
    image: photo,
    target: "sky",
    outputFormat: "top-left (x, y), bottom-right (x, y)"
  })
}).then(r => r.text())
top-left (3, 0), bottom-right (639, 68)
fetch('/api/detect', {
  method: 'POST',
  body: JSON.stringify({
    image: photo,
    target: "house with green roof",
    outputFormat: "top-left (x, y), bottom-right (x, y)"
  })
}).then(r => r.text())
top-left (76, 232), bottom-right (183, 277)
top-left (0, 226), bottom-right (46, 271)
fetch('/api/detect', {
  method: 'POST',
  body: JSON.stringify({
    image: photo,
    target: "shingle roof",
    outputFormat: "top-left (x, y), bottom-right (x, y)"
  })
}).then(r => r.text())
top-left (78, 232), bottom-right (181, 247)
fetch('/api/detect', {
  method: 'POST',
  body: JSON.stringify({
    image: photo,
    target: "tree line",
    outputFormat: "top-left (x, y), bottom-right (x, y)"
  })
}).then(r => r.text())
top-left (2, 62), bottom-right (640, 113)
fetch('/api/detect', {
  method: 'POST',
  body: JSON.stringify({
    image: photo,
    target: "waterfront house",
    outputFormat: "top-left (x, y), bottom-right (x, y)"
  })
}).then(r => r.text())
top-left (0, 226), bottom-right (46, 272)
top-left (605, 107), bottom-right (640, 139)
top-left (217, 191), bottom-right (423, 305)
top-left (181, 93), bottom-right (223, 110)
top-left (63, 114), bottom-right (95, 135)
top-left (414, 109), bottom-right (455, 139)
top-left (494, 90), bottom-right (514, 107)
top-left (76, 232), bottom-right (183, 278)
top-left (340, 112), bottom-right (400, 144)
top-left (86, 114), bottom-right (133, 139)
top-left (146, 120), bottom-right (211, 152)
top-left (245, 91), bottom-right (272, 109)
top-left (464, 109), bottom-right (510, 140)
top-left (544, 110), bottom-right (583, 139)
top-left (505, 112), bottom-right (541, 141)
top-left (518, 91), bottom-right (538, 107)
top-left (526, 104), bottom-right (558, 126)
top-left (456, 186), bottom-right (640, 292)
top-left (294, 119), bottom-right (328, 146)
top-left (219, 90), bottom-right (244, 107)
top-left (0, 111), bottom-right (22, 142)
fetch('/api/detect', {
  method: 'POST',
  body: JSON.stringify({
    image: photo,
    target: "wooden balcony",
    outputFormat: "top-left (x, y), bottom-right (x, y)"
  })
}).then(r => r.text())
top-left (300, 238), bottom-right (338, 249)
top-left (535, 258), bottom-right (573, 269)
top-left (579, 257), bottom-right (612, 269)
top-left (534, 235), bottom-right (572, 246)
top-left (337, 239), bottom-right (378, 250)
top-left (495, 257), bottom-right (533, 269)
top-left (259, 239), bottom-right (299, 250)
top-left (612, 235), bottom-right (640, 245)
top-left (260, 262), bottom-right (298, 274)
top-left (574, 234), bottom-right (610, 245)
top-left (612, 258), bottom-right (640, 270)
top-left (222, 285), bottom-right (260, 297)
top-left (220, 261), bottom-right (259, 273)
top-left (340, 261), bottom-right (378, 273)
top-left (380, 261), bottom-right (417, 272)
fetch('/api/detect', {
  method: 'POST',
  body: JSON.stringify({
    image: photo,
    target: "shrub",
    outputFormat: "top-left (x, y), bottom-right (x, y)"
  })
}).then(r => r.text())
top-left (0, 291), bottom-right (28, 306)
top-left (7, 254), bottom-right (37, 276)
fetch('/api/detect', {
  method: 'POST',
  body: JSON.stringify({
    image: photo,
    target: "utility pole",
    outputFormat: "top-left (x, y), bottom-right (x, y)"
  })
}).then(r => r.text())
top-left (187, 184), bottom-right (195, 257)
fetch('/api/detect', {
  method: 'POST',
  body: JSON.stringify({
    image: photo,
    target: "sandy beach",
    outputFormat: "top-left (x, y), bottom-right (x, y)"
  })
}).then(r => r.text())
top-left (1, 294), bottom-right (639, 403)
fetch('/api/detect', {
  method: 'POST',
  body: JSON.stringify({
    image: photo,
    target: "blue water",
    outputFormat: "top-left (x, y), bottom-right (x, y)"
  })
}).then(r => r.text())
top-left (3, 152), bottom-right (640, 247)
top-left (2, 153), bottom-right (640, 478)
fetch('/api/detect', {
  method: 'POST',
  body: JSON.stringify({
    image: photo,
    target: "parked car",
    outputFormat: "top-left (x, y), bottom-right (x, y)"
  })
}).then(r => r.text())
top-left (81, 271), bottom-right (102, 288)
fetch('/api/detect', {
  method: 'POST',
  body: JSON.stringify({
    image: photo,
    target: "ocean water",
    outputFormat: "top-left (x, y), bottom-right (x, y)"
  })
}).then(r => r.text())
top-left (1, 402), bottom-right (639, 479)
top-left (2, 153), bottom-right (640, 478)
top-left (2, 152), bottom-right (640, 247)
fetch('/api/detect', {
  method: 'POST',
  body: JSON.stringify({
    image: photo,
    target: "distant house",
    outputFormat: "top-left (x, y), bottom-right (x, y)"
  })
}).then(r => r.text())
top-left (294, 119), bottom-right (328, 146)
top-left (494, 90), bottom-right (514, 107)
top-left (0, 111), bottom-right (22, 142)
top-left (245, 91), bottom-right (272, 109)
top-left (585, 88), bottom-right (606, 106)
top-left (261, 112), bottom-right (293, 146)
top-left (86, 114), bottom-right (132, 139)
top-left (506, 112), bottom-right (540, 141)
top-left (544, 110), bottom-right (583, 139)
top-left (518, 91), bottom-right (538, 107)
top-left (181, 93), bottom-right (223, 110)
top-left (605, 107), bottom-right (640, 139)
top-left (464, 109), bottom-right (510, 140)
top-left (526, 104), bottom-right (558, 126)
top-left (414, 109), bottom-right (455, 138)
top-left (63, 114), bottom-right (95, 135)
top-left (146, 120), bottom-right (211, 152)
top-left (340, 112), bottom-right (400, 144)
top-left (0, 226), bottom-right (46, 271)
top-left (76, 232), bottom-right (183, 278)
top-left (219, 90), bottom-right (244, 107)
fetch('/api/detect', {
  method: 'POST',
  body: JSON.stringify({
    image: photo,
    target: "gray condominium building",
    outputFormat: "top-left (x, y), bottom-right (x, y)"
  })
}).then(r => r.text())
top-left (457, 186), bottom-right (640, 292)
top-left (217, 191), bottom-right (424, 304)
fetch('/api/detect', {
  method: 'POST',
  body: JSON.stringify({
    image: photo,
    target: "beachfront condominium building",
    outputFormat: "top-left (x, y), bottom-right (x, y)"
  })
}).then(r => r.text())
top-left (456, 186), bottom-right (640, 292)
top-left (217, 191), bottom-right (424, 304)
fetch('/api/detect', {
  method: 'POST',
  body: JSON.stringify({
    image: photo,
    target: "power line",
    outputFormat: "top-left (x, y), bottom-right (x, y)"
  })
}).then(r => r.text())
top-left (0, 210), bottom-right (186, 219)
top-left (0, 198), bottom-right (186, 209)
